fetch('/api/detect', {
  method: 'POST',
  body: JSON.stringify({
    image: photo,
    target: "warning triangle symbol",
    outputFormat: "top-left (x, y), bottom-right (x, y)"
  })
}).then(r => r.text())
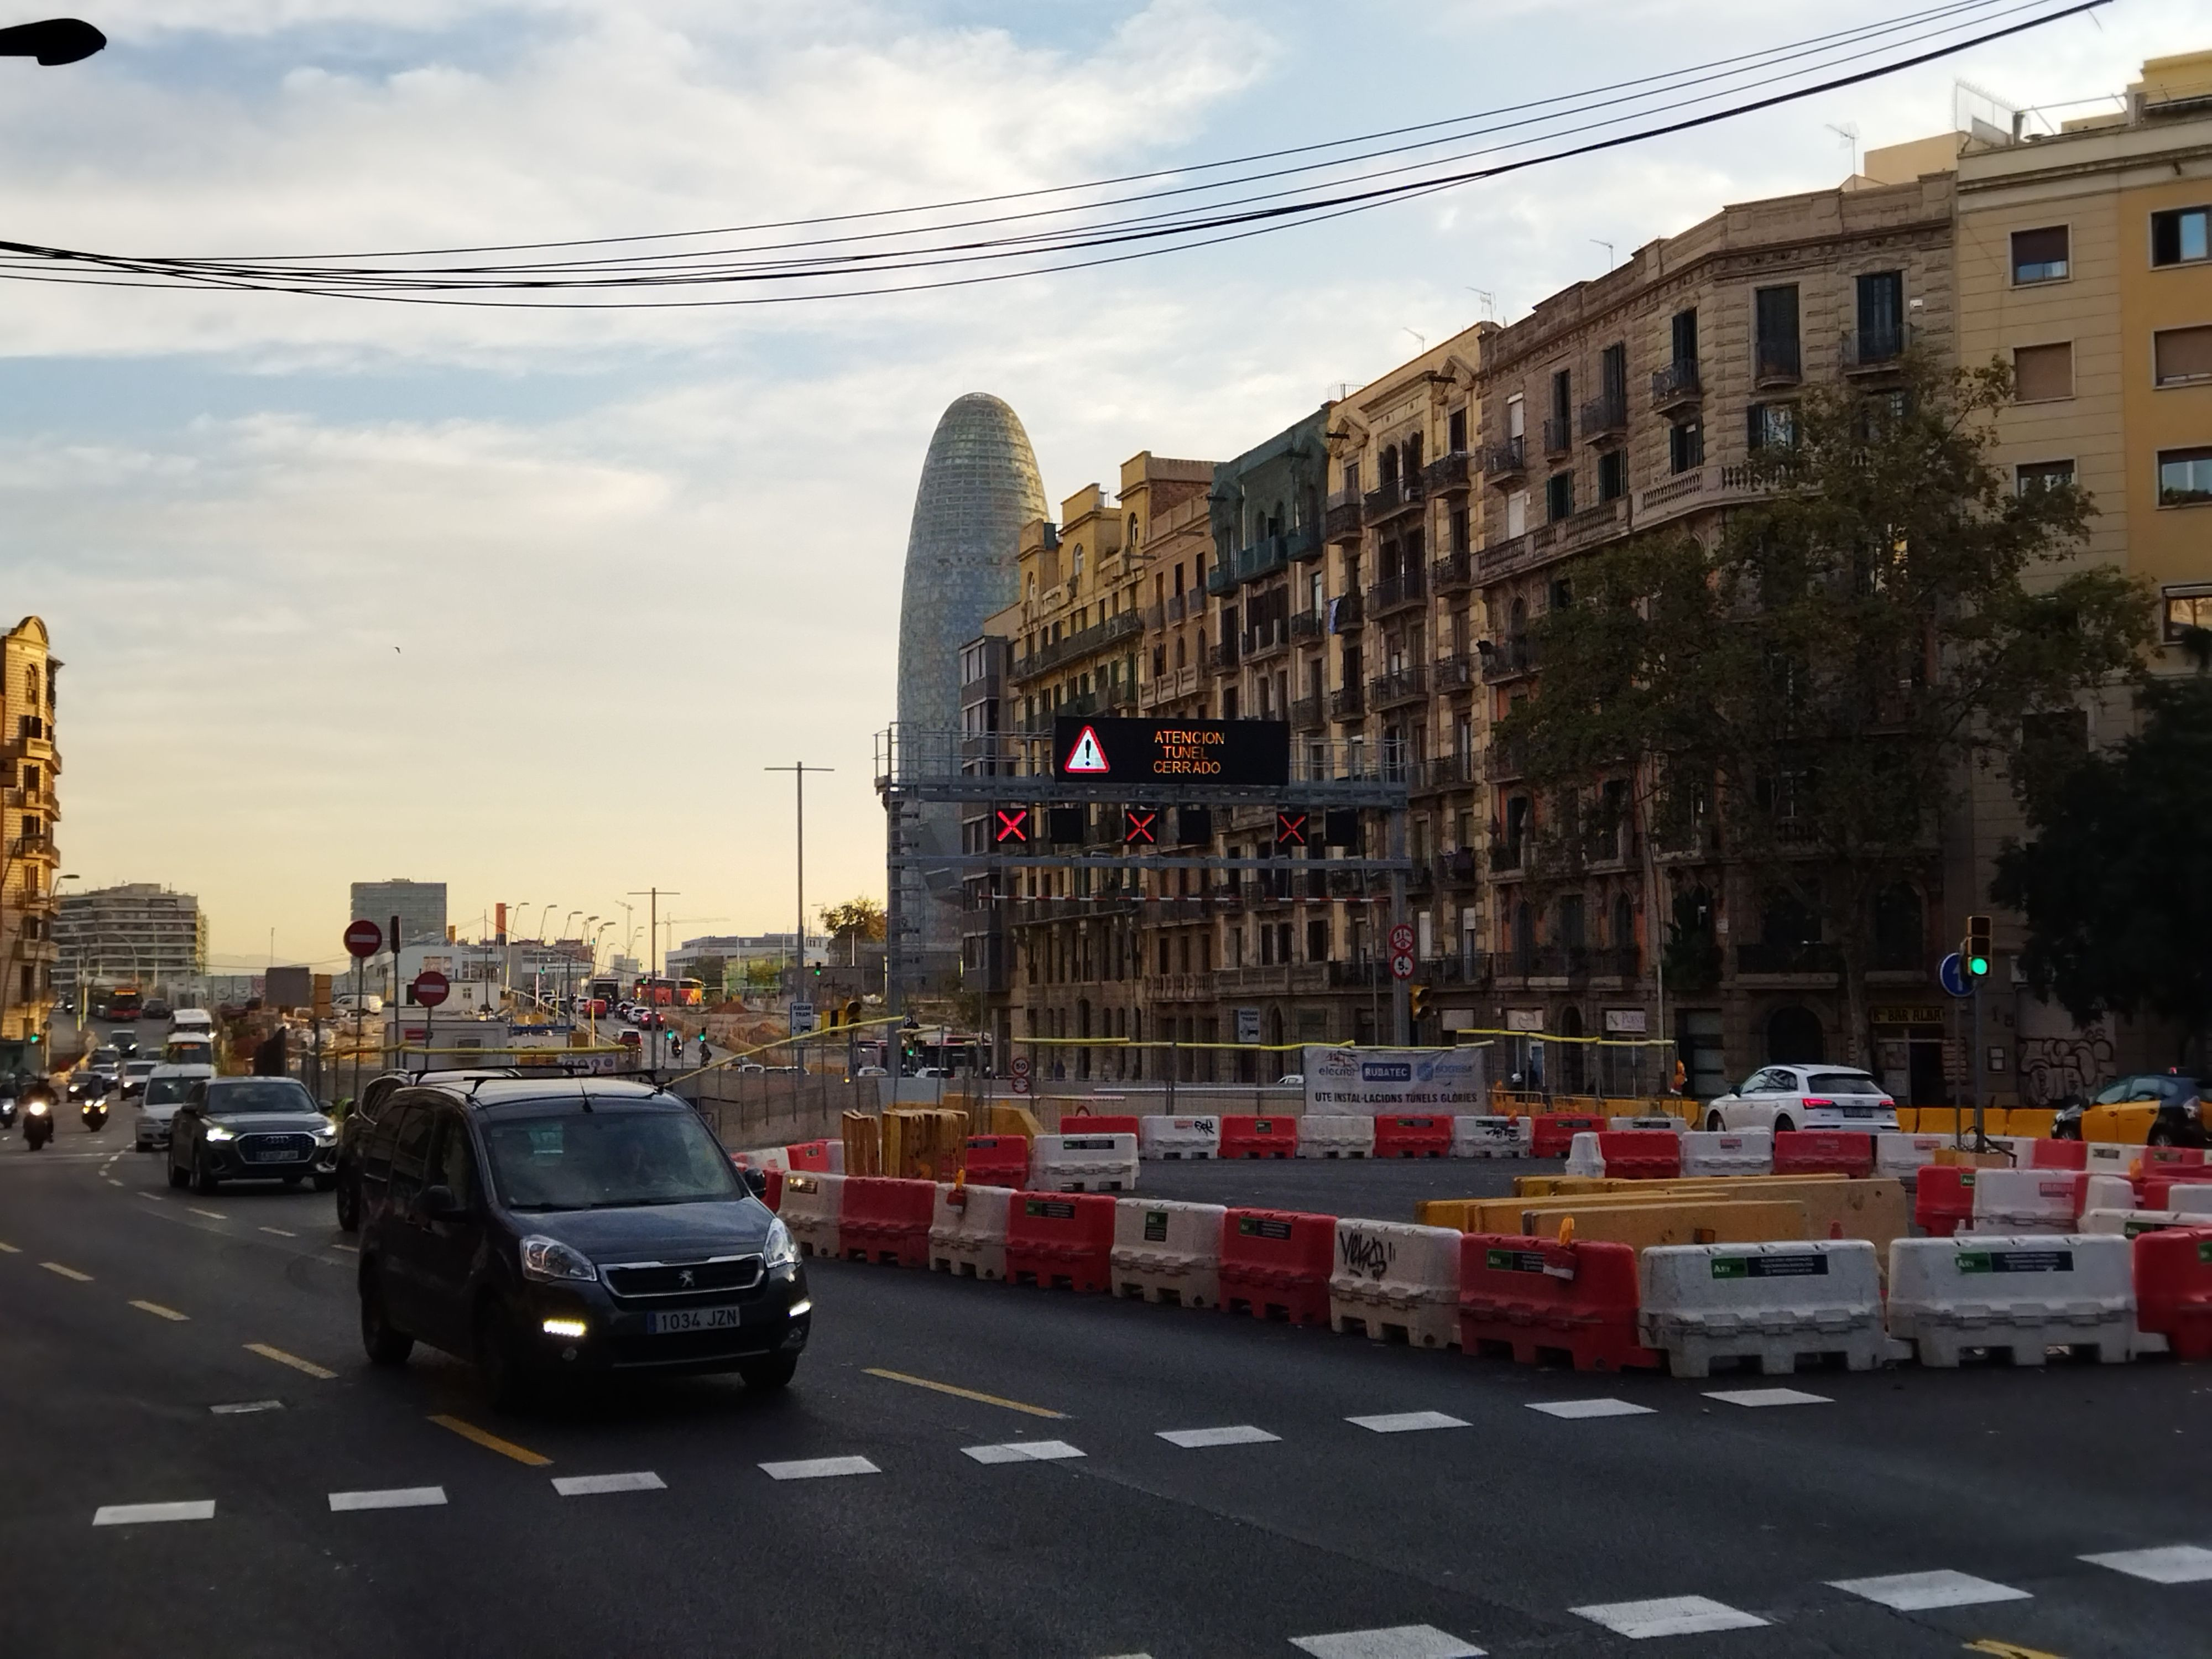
top-left (1063, 724), bottom-right (1110, 774)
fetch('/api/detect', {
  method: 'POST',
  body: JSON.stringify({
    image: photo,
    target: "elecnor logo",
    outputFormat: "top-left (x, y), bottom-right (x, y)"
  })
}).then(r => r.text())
top-left (1360, 1062), bottom-right (1412, 1083)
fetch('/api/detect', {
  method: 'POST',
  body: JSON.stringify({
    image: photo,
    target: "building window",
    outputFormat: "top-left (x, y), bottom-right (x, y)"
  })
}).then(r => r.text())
top-left (1448, 504), bottom-right (1469, 553)
top-left (2167, 584), bottom-right (2212, 640)
top-left (2011, 225), bottom-right (2069, 284)
top-left (1746, 401), bottom-right (1797, 451)
top-left (2158, 447), bottom-right (2212, 506)
top-left (1505, 489), bottom-right (1528, 538)
top-left (1755, 284), bottom-right (1801, 380)
top-left (2016, 459), bottom-right (2075, 495)
top-left (2152, 206), bottom-right (2211, 267)
top-left (1448, 406), bottom-right (1467, 453)
top-left (1856, 270), bottom-right (1905, 359)
top-left (2154, 325), bottom-right (2212, 387)
top-left (2013, 341), bottom-right (2073, 403)
top-left (1667, 418), bottom-right (1703, 474)
top-left (1546, 471), bottom-right (1574, 523)
top-left (1598, 449), bottom-right (1626, 501)
top-left (1670, 307), bottom-right (1698, 367)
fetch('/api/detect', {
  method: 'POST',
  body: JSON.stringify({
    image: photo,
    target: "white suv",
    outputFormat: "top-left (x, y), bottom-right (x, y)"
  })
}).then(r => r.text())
top-left (134, 1063), bottom-right (216, 1151)
top-left (1703, 1065), bottom-right (1899, 1134)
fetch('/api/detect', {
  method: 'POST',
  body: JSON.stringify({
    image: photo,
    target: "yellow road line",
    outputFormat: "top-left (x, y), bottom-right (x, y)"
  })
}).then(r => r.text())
top-left (187, 1208), bottom-right (227, 1221)
top-left (130, 1300), bottom-right (189, 1322)
top-left (1966, 1642), bottom-right (2069, 1658)
top-left (863, 1366), bottom-right (1066, 1419)
top-left (429, 1413), bottom-right (552, 1466)
top-left (244, 1342), bottom-right (335, 1380)
top-left (40, 1261), bottom-right (92, 1282)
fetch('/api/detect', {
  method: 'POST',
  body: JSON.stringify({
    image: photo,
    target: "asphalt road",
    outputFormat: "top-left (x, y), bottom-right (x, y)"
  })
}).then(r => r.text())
top-left (4, 1116), bottom-right (2208, 1659)
top-left (1136, 1155), bottom-right (1548, 1220)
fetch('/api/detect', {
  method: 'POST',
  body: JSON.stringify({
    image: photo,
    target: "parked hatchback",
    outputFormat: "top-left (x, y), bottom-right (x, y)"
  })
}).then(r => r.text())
top-left (1702, 1065), bottom-right (1899, 1134)
top-left (354, 1077), bottom-right (808, 1405)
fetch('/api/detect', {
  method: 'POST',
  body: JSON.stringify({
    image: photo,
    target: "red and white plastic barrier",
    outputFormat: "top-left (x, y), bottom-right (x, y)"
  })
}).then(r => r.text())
top-left (1329, 1219), bottom-right (1462, 1348)
top-left (1110, 1199), bottom-right (1224, 1308)
top-left (929, 1181), bottom-right (1013, 1280)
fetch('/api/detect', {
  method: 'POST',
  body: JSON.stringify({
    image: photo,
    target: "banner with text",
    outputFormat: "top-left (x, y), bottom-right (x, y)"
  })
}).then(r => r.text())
top-left (1301, 1045), bottom-right (1489, 1115)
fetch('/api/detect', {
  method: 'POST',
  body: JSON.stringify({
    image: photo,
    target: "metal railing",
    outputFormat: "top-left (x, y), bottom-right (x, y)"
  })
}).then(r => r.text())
top-left (1541, 415), bottom-right (1572, 456)
top-left (1841, 323), bottom-right (1909, 372)
top-left (1370, 664), bottom-right (1428, 708)
top-left (1650, 359), bottom-right (1701, 407)
top-left (1368, 568), bottom-right (1426, 615)
top-left (1755, 338), bottom-right (1802, 383)
top-left (1422, 450), bottom-right (1472, 495)
top-left (1577, 391), bottom-right (1628, 440)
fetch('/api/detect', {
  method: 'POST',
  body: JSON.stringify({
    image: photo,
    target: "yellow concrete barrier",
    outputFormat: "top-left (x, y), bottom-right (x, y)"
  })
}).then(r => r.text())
top-left (989, 1103), bottom-right (1044, 1139)
top-left (2005, 1107), bottom-right (2058, 1139)
top-left (1516, 1199), bottom-right (1811, 1250)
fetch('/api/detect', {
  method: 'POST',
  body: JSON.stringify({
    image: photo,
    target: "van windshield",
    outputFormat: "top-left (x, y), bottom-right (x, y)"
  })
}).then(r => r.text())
top-left (144, 1076), bottom-right (199, 1105)
top-left (481, 1109), bottom-right (740, 1212)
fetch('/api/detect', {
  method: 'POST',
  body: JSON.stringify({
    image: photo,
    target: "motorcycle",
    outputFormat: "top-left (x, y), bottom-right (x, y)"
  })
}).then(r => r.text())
top-left (22, 1089), bottom-right (53, 1150)
top-left (80, 1096), bottom-right (109, 1133)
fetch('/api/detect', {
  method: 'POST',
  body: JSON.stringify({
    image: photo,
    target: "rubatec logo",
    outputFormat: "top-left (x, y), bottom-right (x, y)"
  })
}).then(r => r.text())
top-left (1361, 1062), bottom-right (1412, 1083)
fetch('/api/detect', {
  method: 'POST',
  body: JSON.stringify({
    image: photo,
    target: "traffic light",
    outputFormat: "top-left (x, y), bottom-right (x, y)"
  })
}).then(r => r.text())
top-left (1964, 914), bottom-right (1992, 978)
top-left (842, 999), bottom-right (863, 1028)
top-left (1409, 985), bottom-right (1430, 1020)
top-left (993, 807), bottom-right (1030, 846)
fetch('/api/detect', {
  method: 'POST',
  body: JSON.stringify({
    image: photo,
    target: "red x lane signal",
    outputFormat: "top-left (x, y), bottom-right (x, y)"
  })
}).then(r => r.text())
top-left (1124, 807), bottom-right (1159, 846)
top-left (1275, 810), bottom-right (1308, 849)
top-left (994, 807), bottom-right (1030, 845)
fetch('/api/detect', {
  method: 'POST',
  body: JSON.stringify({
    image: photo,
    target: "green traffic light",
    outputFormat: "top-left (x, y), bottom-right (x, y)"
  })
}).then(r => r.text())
top-left (1968, 954), bottom-right (1990, 977)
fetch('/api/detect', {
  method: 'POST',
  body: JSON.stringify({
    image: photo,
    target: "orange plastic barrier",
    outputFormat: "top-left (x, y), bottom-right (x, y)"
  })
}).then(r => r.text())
top-left (1219, 1115), bottom-right (1299, 1159)
top-left (1529, 1113), bottom-right (1606, 1157)
top-left (787, 1139), bottom-right (837, 1173)
top-left (839, 1176), bottom-right (936, 1268)
top-left (1219, 1208), bottom-right (1333, 1324)
top-left (1595, 1130), bottom-right (1682, 1181)
top-left (961, 1134), bottom-right (1030, 1188)
top-left (1914, 1165), bottom-right (1975, 1237)
top-left (1005, 1192), bottom-right (1116, 1292)
top-left (2135, 1226), bottom-right (2212, 1361)
top-left (1455, 1233), bottom-right (1659, 1371)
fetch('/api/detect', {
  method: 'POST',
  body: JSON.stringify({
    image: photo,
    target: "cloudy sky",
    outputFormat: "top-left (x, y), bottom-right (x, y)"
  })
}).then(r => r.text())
top-left (1, 0), bottom-right (2198, 973)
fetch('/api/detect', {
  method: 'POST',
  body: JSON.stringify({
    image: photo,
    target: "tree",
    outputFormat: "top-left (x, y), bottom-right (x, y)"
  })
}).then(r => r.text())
top-left (1499, 354), bottom-right (2153, 1065)
top-left (1992, 675), bottom-right (2212, 1068)
top-left (820, 896), bottom-right (886, 965)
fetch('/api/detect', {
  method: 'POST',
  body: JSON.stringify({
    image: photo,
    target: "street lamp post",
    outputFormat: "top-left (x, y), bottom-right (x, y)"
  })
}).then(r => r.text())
top-left (765, 762), bottom-right (832, 1058)
top-left (0, 18), bottom-right (105, 65)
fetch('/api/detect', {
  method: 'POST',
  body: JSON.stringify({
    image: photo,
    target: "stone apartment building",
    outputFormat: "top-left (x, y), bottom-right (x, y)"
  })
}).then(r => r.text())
top-left (1473, 163), bottom-right (1958, 1099)
top-left (0, 616), bottom-right (60, 1067)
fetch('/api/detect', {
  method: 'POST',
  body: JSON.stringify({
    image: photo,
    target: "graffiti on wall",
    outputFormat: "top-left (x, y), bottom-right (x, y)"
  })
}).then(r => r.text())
top-left (2020, 1026), bottom-right (2115, 1106)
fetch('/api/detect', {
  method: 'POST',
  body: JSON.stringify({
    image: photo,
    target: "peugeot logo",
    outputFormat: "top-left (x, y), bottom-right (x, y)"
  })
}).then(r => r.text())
top-left (677, 1269), bottom-right (695, 1288)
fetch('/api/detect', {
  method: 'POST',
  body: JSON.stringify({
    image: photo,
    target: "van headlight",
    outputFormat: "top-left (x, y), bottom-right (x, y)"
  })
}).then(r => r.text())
top-left (519, 1235), bottom-right (598, 1284)
top-left (763, 1218), bottom-right (800, 1276)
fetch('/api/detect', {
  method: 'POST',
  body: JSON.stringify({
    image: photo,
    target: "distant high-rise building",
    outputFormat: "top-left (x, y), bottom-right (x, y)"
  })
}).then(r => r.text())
top-left (349, 879), bottom-right (447, 953)
top-left (56, 883), bottom-right (207, 1004)
top-left (892, 393), bottom-right (1047, 987)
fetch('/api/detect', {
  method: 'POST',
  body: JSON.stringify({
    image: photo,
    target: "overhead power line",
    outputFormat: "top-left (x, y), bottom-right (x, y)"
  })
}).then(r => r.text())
top-left (0, 0), bottom-right (2103, 309)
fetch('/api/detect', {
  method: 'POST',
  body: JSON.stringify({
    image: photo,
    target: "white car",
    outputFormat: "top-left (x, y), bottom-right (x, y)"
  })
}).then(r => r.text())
top-left (1702, 1065), bottom-right (1898, 1134)
top-left (134, 1063), bottom-right (216, 1151)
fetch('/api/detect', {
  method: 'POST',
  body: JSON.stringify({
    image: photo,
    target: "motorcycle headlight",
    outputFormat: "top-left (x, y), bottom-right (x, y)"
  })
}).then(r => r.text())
top-left (204, 1123), bottom-right (234, 1141)
top-left (763, 1218), bottom-right (800, 1275)
top-left (26, 1100), bottom-right (48, 1115)
top-left (519, 1235), bottom-right (598, 1284)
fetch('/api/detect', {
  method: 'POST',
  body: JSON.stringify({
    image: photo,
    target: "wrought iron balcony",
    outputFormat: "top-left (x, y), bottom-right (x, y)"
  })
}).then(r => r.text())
top-left (1328, 685), bottom-right (1365, 722)
top-left (1370, 664), bottom-right (1428, 709)
top-left (1422, 450), bottom-right (1472, 496)
top-left (1329, 589), bottom-right (1364, 630)
top-left (1433, 651), bottom-right (1476, 694)
top-left (1480, 634), bottom-right (1538, 682)
top-left (1577, 392), bottom-right (1629, 441)
top-left (1841, 323), bottom-right (1910, 374)
top-left (1431, 548), bottom-right (1474, 595)
top-left (1650, 358), bottom-right (1702, 410)
top-left (1483, 436), bottom-right (1528, 482)
top-left (1541, 416), bottom-right (1572, 457)
top-left (1290, 694), bottom-right (1324, 731)
top-left (1323, 489), bottom-right (1364, 544)
top-left (1368, 568), bottom-right (1427, 617)
top-left (1754, 338), bottom-right (1802, 385)
top-left (1289, 609), bottom-right (1324, 644)
top-left (1363, 474), bottom-right (1426, 524)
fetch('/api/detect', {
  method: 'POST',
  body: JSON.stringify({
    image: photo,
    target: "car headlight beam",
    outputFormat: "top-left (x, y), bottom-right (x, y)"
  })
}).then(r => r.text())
top-left (519, 1235), bottom-right (598, 1284)
top-left (763, 1218), bottom-right (800, 1275)
top-left (203, 1123), bottom-right (234, 1141)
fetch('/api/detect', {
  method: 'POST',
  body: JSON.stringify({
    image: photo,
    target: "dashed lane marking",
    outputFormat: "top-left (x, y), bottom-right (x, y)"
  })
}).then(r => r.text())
top-left (0, 1240), bottom-right (18, 1253)
top-left (136, 1192), bottom-right (161, 1202)
top-left (552, 1471), bottom-right (665, 1496)
top-left (330, 1243), bottom-right (358, 1253)
top-left (429, 1414), bottom-right (552, 1467)
top-left (1830, 1571), bottom-right (2030, 1612)
top-left (1291, 1627), bottom-right (1484, 1659)
top-left (210, 1400), bottom-right (284, 1415)
top-left (962, 1439), bottom-right (1085, 1465)
top-left (1704, 1387), bottom-right (1831, 1408)
top-left (187, 1208), bottom-right (227, 1222)
top-left (1570, 1597), bottom-right (1768, 1640)
top-left (105, 1178), bottom-right (123, 1187)
top-left (129, 1300), bottom-right (189, 1322)
top-left (759, 1457), bottom-right (880, 1481)
top-left (1157, 1425), bottom-right (1279, 1448)
top-left (244, 1343), bottom-right (336, 1380)
top-left (1526, 1398), bottom-right (1654, 1420)
top-left (39, 1261), bottom-right (91, 1281)
top-left (1345, 1411), bottom-right (1468, 1434)
top-left (863, 1366), bottom-right (1067, 1418)
top-left (258, 1226), bottom-right (298, 1238)
top-left (2081, 1544), bottom-right (2212, 1584)
top-left (328, 1486), bottom-right (446, 1512)
top-left (93, 1500), bottom-right (215, 1526)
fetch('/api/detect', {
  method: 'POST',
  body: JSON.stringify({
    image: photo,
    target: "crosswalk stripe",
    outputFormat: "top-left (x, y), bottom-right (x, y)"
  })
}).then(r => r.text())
top-left (1157, 1425), bottom-right (1279, 1448)
top-left (328, 1486), bottom-right (446, 1512)
top-left (2081, 1544), bottom-right (2212, 1583)
top-left (1526, 1398), bottom-right (1652, 1420)
top-left (962, 1439), bottom-right (1084, 1464)
top-left (93, 1500), bottom-right (215, 1526)
top-left (1829, 1570), bottom-right (2030, 1611)
top-left (552, 1472), bottom-right (666, 1496)
top-left (1570, 1597), bottom-right (1767, 1639)
top-left (39, 1261), bottom-right (91, 1281)
top-left (1345, 1411), bottom-right (1467, 1434)
top-left (759, 1456), bottom-right (880, 1481)
top-left (1290, 1625), bottom-right (1484, 1658)
top-left (1703, 1387), bottom-right (1830, 1407)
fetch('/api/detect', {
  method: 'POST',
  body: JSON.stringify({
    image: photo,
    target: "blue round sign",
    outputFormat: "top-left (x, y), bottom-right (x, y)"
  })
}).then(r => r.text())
top-left (1939, 951), bottom-right (1970, 998)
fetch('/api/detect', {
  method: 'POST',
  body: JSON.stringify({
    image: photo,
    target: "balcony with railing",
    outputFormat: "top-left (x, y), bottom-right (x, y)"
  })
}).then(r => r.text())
top-left (1166, 591), bottom-right (1187, 623)
top-left (1415, 752), bottom-right (1479, 795)
top-left (1433, 651), bottom-right (1477, 694)
top-left (1650, 358), bottom-right (1702, 411)
top-left (1490, 838), bottom-right (1526, 874)
top-left (1480, 633), bottom-right (1538, 682)
top-left (1431, 547), bottom-right (1474, 596)
top-left (1370, 663), bottom-right (1428, 709)
top-left (1233, 534), bottom-right (1292, 585)
top-left (1323, 489), bottom-right (1364, 544)
top-left (1290, 609), bottom-right (1324, 644)
top-left (1438, 846), bottom-right (1480, 885)
top-left (1541, 415), bottom-right (1572, 457)
top-left (1422, 450), bottom-right (1472, 496)
top-left (1205, 561), bottom-right (1236, 596)
top-left (1368, 566), bottom-right (1426, 618)
top-left (1240, 616), bottom-right (1290, 662)
top-left (1577, 391), bottom-right (1629, 441)
top-left (1008, 608), bottom-right (1142, 683)
top-left (1841, 322), bottom-right (1910, 374)
top-left (1755, 337), bottom-right (1802, 386)
top-left (1329, 589), bottom-right (1364, 630)
top-left (1363, 474), bottom-right (1426, 524)
top-left (1207, 639), bottom-right (1239, 673)
top-left (1488, 736), bottom-right (1525, 779)
top-left (1482, 435), bottom-right (1528, 483)
top-left (1290, 693), bottom-right (1324, 731)
top-left (1329, 685), bottom-right (1365, 722)
top-left (1736, 941), bottom-right (1842, 976)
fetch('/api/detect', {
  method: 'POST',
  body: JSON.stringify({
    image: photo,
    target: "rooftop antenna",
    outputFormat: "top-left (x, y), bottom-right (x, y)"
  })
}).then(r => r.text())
top-left (1590, 239), bottom-right (1614, 271)
top-left (1827, 122), bottom-right (1860, 178)
top-left (1464, 287), bottom-right (1496, 321)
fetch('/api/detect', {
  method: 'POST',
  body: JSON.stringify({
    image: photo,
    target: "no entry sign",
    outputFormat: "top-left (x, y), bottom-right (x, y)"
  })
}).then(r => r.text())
top-left (343, 919), bottom-right (383, 959)
top-left (411, 970), bottom-right (450, 1008)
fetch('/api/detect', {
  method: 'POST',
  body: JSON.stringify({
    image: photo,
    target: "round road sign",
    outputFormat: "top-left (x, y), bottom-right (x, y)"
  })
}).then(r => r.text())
top-left (343, 918), bottom-right (383, 959)
top-left (411, 969), bottom-right (450, 1008)
top-left (1010, 1075), bottom-right (1031, 1095)
top-left (1939, 951), bottom-right (1970, 998)
top-left (1390, 951), bottom-right (1416, 981)
top-left (1388, 922), bottom-right (1416, 956)
top-left (1010, 1055), bottom-right (1032, 1077)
